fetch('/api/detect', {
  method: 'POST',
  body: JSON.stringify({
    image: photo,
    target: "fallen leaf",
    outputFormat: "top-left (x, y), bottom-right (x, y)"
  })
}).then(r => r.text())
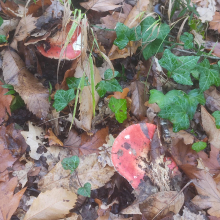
top-left (205, 41), bottom-right (220, 58)
top-left (38, 154), bottom-right (115, 193)
top-left (198, 145), bottom-right (220, 175)
top-left (27, 0), bottom-right (52, 16)
top-left (74, 58), bottom-right (102, 131)
top-left (169, 129), bottom-right (195, 145)
top-left (139, 191), bottom-right (184, 220)
top-left (2, 49), bottom-right (50, 119)
top-left (0, 81), bottom-right (13, 123)
top-left (209, 11), bottom-right (220, 32)
top-left (80, 0), bottom-right (123, 12)
top-left (0, 124), bottom-right (27, 172)
top-left (45, 128), bottom-right (63, 146)
top-left (130, 81), bottom-right (147, 119)
top-left (184, 168), bottom-right (220, 217)
top-left (108, 88), bottom-right (129, 99)
top-left (0, 177), bottom-right (26, 220)
top-left (201, 105), bottom-right (220, 149)
top-left (205, 86), bottom-right (220, 112)
top-left (23, 188), bottom-right (77, 220)
top-left (21, 122), bottom-right (45, 160)
top-left (0, 170), bottom-right (9, 182)
top-left (0, 0), bottom-right (21, 18)
top-left (79, 127), bottom-right (109, 155)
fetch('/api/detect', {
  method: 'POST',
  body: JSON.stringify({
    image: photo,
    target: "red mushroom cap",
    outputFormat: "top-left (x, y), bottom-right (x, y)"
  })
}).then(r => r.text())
top-left (37, 24), bottom-right (81, 60)
top-left (111, 123), bottom-right (157, 189)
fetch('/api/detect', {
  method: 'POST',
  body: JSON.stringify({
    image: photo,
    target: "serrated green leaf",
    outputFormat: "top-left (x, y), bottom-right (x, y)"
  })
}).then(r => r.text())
top-left (77, 182), bottom-right (91, 197)
top-left (0, 17), bottom-right (3, 27)
top-left (0, 35), bottom-right (7, 43)
top-left (61, 156), bottom-right (80, 173)
top-left (114, 23), bottom-right (141, 50)
top-left (142, 39), bottom-right (164, 60)
top-left (196, 59), bottom-right (220, 92)
top-left (180, 32), bottom-right (194, 49)
top-left (66, 77), bottom-right (89, 90)
top-left (96, 79), bottom-right (122, 98)
top-left (159, 49), bottom-right (199, 85)
top-left (53, 89), bottom-right (75, 111)
top-left (104, 69), bottom-right (120, 80)
top-left (108, 97), bottom-right (127, 123)
top-left (149, 89), bottom-right (205, 132)
top-left (212, 111), bottom-right (220, 129)
top-left (192, 142), bottom-right (207, 152)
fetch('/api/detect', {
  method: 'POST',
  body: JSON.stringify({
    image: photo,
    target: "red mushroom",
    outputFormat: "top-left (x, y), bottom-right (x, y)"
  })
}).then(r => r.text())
top-left (37, 23), bottom-right (81, 60)
top-left (111, 123), bottom-right (157, 189)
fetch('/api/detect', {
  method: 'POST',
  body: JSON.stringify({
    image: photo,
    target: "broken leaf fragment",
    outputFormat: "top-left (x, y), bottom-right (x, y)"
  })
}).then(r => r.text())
top-left (111, 123), bottom-right (157, 189)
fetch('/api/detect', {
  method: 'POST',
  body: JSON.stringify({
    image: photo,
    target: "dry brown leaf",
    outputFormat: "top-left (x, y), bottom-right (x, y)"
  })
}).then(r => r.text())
top-left (186, 169), bottom-right (220, 217)
top-left (209, 11), bottom-right (220, 32)
top-left (45, 128), bottom-right (63, 146)
top-left (201, 105), bottom-right (220, 149)
top-left (27, 0), bottom-right (52, 16)
top-left (169, 129), bottom-right (195, 145)
top-left (108, 0), bottom-right (153, 60)
top-left (204, 86), bottom-right (220, 112)
top-left (74, 58), bottom-right (101, 132)
top-left (23, 188), bottom-right (77, 220)
top-left (139, 191), bottom-right (184, 220)
top-left (0, 124), bottom-right (27, 172)
top-left (198, 145), bottom-right (220, 175)
top-left (0, 177), bottom-right (26, 220)
top-left (80, 0), bottom-right (123, 12)
top-left (2, 50), bottom-right (49, 119)
top-left (108, 88), bottom-right (129, 99)
top-left (130, 81), bottom-right (147, 119)
top-left (0, 81), bottom-right (13, 123)
top-left (39, 154), bottom-right (115, 193)
top-left (0, 0), bottom-right (21, 18)
top-left (0, 170), bottom-right (9, 182)
top-left (205, 41), bottom-right (220, 58)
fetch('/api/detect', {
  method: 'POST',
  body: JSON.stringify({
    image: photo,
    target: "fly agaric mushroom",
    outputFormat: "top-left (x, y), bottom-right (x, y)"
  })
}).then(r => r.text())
top-left (37, 23), bottom-right (81, 60)
top-left (111, 123), bottom-right (157, 189)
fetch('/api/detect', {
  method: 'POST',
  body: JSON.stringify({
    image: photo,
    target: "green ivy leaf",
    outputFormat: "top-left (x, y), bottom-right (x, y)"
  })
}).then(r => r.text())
top-left (212, 111), bottom-right (220, 129)
top-left (195, 59), bottom-right (220, 92)
top-left (0, 17), bottom-right (3, 27)
top-left (180, 32), bottom-right (194, 49)
top-left (77, 182), bottom-right (91, 197)
top-left (10, 95), bottom-right (25, 112)
top-left (0, 35), bottom-right (7, 43)
top-left (66, 77), bottom-right (89, 90)
top-left (192, 142), bottom-right (207, 152)
top-left (159, 49), bottom-right (199, 85)
top-left (149, 89), bottom-right (205, 132)
top-left (108, 97), bottom-right (127, 123)
top-left (53, 89), bottom-right (75, 111)
top-left (114, 23), bottom-right (141, 50)
top-left (104, 69), bottom-right (120, 80)
top-left (61, 156), bottom-right (80, 173)
top-left (96, 79), bottom-right (122, 98)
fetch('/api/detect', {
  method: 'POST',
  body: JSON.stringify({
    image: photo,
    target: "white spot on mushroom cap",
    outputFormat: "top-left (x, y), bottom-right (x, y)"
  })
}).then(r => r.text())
top-left (134, 176), bottom-right (137, 179)
top-left (129, 151), bottom-right (132, 154)
top-left (124, 135), bottom-right (130, 139)
top-left (72, 33), bottom-right (82, 51)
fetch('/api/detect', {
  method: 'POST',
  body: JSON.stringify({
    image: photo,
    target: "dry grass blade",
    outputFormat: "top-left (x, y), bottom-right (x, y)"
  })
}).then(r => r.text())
top-left (2, 49), bottom-right (49, 119)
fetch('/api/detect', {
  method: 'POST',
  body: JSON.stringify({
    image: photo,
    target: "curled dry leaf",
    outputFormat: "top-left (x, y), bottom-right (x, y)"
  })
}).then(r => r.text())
top-left (23, 188), bottom-right (77, 220)
top-left (38, 154), bottom-right (115, 193)
top-left (0, 177), bottom-right (26, 220)
top-left (80, 0), bottom-right (123, 12)
top-left (0, 81), bottom-right (13, 123)
top-left (139, 191), bottom-right (184, 220)
top-left (201, 105), bottom-right (220, 149)
top-left (209, 11), bottom-right (220, 32)
top-left (169, 129), bottom-right (195, 145)
top-left (204, 86), bottom-right (220, 112)
top-left (2, 50), bottom-right (50, 119)
top-left (130, 81), bottom-right (147, 119)
top-left (45, 128), bottom-right (63, 146)
top-left (74, 58), bottom-right (101, 131)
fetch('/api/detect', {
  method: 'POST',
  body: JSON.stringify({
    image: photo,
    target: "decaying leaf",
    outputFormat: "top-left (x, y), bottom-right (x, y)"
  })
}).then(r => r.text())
top-left (108, 88), bottom-right (129, 99)
top-left (169, 129), bottom-right (195, 145)
top-left (0, 177), bottom-right (26, 220)
top-left (209, 11), bottom-right (220, 33)
top-left (0, 81), bottom-right (13, 123)
top-left (130, 81), bottom-right (147, 119)
top-left (38, 154), bottom-right (115, 193)
top-left (21, 122), bottom-right (45, 160)
top-left (139, 191), bottom-right (184, 220)
top-left (205, 86), bottom-right (220, 112)
top-left (45, 128), bottom-right (63, 146)
top-left (80, 0), bottom-right (123, 12)
top-left (2, 49), bottom-right (50, 119)
top-left (23, 188), bottom-right (77, 220)
top-left (73, 58), bottom-right (101, 131)
top-left (201, 105), bottom-right (220, 149)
